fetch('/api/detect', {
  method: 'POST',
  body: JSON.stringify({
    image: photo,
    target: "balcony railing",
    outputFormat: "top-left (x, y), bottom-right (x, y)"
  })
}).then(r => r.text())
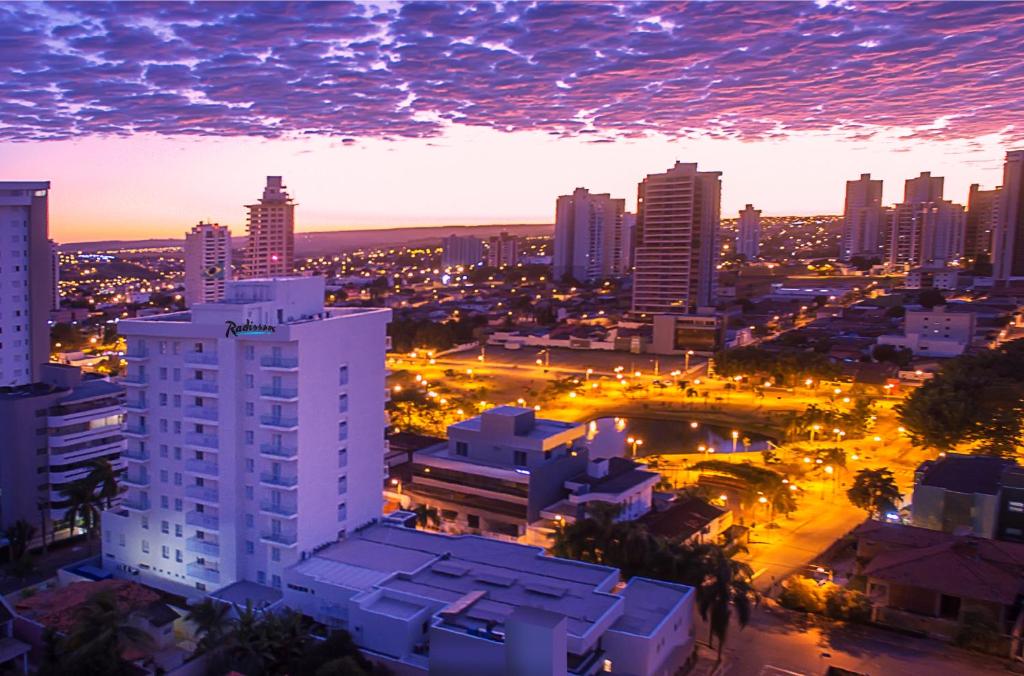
top-left (183, 379), bottom-right (218, 394)
top-left (186, 562), bottom-right (221, 583)
top-left (259, 444), bottom-right (297, 459)
top-left (185, 511), bottom-right (219, 530)
top-left (184, 459), bottom-right (219, 476)
top-left (185, 485), bottom-right (219, 503)
top-left (260, 415), bottom-right (298, 430)
top-left (186, 537), bottom-right (220, 557)
top-left (260, 472), bottom-right (298, 488)
top-left (125, 399), bottom-right (148, 412)
top-left (260, 356), bottom-right (298, 369)
top-left (123, 425), bottom-right (148, 436)
top-left (260, 501), bottom-right (297, 517)
top-left (122, 447), bottom-right (149, 461)
top-left (121, 374), bottom-right (147, 385)
top-left (260, 387), bottom-right (298, 400)
top-left (183, 351), bottom-right (219, 366)
top-left (121, 473), bottom-right (150, 487)
top-left (184, 432), bottom-right (219, 450)
top-left (260, 531), bottom-right (298, 546)
top-left (124, 348), bottom-right (149, 360)
top-left (184, 406), bottom-right (219, 422)
top-left (122, 497), bottom-right (150, 511)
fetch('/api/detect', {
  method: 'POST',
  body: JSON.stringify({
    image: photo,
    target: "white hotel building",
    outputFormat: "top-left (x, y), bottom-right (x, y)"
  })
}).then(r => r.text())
top-left (101, 276), bottom-right (391, 594)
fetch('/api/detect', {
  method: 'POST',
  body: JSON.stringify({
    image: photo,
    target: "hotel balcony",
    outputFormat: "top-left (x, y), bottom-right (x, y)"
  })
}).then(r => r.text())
top-left (121, 373), bottom-right (147, 386)
top-left (260, 531), bottom-right (298, 547)
top-left (122, 446), bottom-right (149, 461)
top-left (185, 511), bottom-right (219, 530)
top-left (184, 432), bottom-right (219, 451)
top-left (122, 424), bottom-right (148, 438)
top-left (183, 351), bottom-right (219, 367)
top-left (124, 399), bottom-right (148, 412)
top-left (121, 496), bottom-right (150, 512)
top-left (260, 356), bottom-right (299, 371)
top-left (259, 501), bottom-right (298, 518)
top-left (259, 472), bottom-right (298, 489)
top-left (259, 443), bottom-right (297, 459)
top-left (259, 415), bottom-right (298, 431)
top-left (186, 562), bottom-right (221, 583)
top-left (183, 406), bottom-right (219, 423)
top-left (259, 386), bottom-right (298, 402)
top-left (184, 459), bottom-right (219, 477)
top-left (186, 537), bottom-right (220, 557)
top-left (185, 485), bottom-right (219, 504)
top-left (123, 348), bottom-right (149, 361)
top-left (183, 379), bottom-right (219, 395)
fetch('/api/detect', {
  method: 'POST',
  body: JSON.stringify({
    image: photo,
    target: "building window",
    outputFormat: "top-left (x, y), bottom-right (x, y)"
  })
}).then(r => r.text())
top-left (339, 365), bottom-right (349, 386)
top-left (338, 448), bottom-right (348, 468)
top-left (455, 441), bottom-right (468, 457)
top-left (337, 503), bottom-right (347, 522)
top-left (271, 548), bottom-right (280, 562)
top-left (271, 574), bottom-right (281, 589)
top-left (245, 514), bottom-right (254, 528)
top-left (246, 541), bottom-right (254, 554)
top-left (338, 422), bottom-right (348, 441)
top-left (175, 524), bottom-right (182, 537)
top-left (160, 520), bottom-right (169, 534)
top-left (338, 477), bottom-right (347, 495)
top-left (245, 402), bottom-right (254, 416)
top-left (339, 394), bottom-right (348, 413)
top-left (161, 545), bottom-right (169, 559)
top-left (175, 549), bottom-right (183, 562)
top-left (467, 515), bottom-right (480, 529)
top-left (1010, 501), bottom-right (1024, 513)
top-left (245, 431), bottom-right (254, 445)
top-left (141, 540), bottom-right (149, 554)
top-left (513, 451), bottom-right (527, 467)
top-left (245, 459), bottom-right (255, 473)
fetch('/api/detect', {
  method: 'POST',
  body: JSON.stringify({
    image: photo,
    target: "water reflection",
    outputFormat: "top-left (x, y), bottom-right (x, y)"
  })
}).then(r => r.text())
top-left (584, 417), bottom-right (775, 459)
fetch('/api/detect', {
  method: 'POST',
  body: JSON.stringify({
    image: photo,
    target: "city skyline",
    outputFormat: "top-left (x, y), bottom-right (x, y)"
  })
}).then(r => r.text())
top-left (2, 1), bottom-right (1023, 241)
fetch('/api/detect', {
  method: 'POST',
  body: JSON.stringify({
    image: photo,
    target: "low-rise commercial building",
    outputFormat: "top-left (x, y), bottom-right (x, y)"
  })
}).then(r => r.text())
top-left (876, 306), bottom-right (976, 357)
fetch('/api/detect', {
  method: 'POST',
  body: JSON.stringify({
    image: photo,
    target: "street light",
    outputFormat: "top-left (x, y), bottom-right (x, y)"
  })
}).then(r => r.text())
top-left (731, 430), bottom-right (739, 453)
top-left (685, 350), bottom-right (694, 372)
top-left (690, 421), bottom-right (699, 429)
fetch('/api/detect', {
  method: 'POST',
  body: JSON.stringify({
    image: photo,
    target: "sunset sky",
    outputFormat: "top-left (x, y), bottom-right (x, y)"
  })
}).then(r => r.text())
top-left (2, 1), bottom-right (1023, 242)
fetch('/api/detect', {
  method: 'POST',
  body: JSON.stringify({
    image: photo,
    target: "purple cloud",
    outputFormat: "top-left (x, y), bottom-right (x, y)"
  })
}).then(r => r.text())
top-left (0, 1), bottom-right (1022, 143)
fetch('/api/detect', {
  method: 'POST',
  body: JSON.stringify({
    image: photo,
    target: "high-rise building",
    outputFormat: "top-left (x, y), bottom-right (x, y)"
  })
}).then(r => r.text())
top-left (0, 364), bottom-right (125, 547)
top-left (440, 235), bottom-right (484, 268)
top-left (886, 200), bottom-right (965, 269)
top-left (736, 204), bottom-right (761, 259)
top-left (184, 222), bottom-right (232, 306)
top-left (621, 211), bottom-right (636, 272)
top-left (964, 184), bottom-right (1001, 264)
top-left (631, 162), bottom-right (721, 315)
top-left (993, 150), bottom-right (1024, 283)
top-left (101, 276), bottom-right (391, 594)
top-left (486, 232), bottom-right (519, 268)
top-left (840, 173), bottom-right (885, 261)
top-left (552, 188), bottom-right (628, 281)
top-left (0, 181), bottom-right (53, 386)
top-left (904, 171), bottom-right (945, 204)
top-left (242, 177), bottom-right (294, 279)
top-left (49, 239), bottom-right (60, 311)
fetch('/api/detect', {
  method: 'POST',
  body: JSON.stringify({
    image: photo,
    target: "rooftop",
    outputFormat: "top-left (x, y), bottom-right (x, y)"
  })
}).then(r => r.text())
top-left (609, 578), bottom-right (693, 637)
top-left (640, 497), bottom-right (728, 540)
top-left (915, 453), bottom-right (1017, 495)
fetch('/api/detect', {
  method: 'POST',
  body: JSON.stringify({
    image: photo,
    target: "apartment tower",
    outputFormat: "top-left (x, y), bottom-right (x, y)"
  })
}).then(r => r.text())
top-left (553, 188), bottom-right (628, 282)
top-left (440, 235), bottom-right (484, 268)
top-left (102, 276), bottom-right (391, 594)
top-left (840, 173), bottom-right (885, 261)
top-left (0, 181), bottom-right (53, 386)
top-left (486, 232), bottom-right (519, 268)
top-left (631, 162), bottom-right (721, 315)
top-left (736, 204), bottom-right (762, 259)
top-left (993, 150), bottom-right (1024, 284)
top-left (887, 172), bottom-right (965, 269)
top-left (184, 222), bottom-right (232, 306)
top-left (242, 177), bottom-right (294, 278)
top-left (964, 184), bottom-right (1001, 264)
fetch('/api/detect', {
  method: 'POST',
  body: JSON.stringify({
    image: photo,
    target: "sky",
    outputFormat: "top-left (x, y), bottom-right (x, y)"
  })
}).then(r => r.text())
top-left (1, 1), bottom-right (1023, 243)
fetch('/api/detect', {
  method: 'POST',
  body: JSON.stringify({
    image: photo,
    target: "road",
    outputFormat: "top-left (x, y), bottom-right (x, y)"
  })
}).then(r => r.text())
top-left (708, 606), bottom-right (1009, 676)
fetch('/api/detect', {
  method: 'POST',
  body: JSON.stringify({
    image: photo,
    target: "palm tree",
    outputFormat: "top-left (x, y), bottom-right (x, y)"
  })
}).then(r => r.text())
top-left (4, 518), bottom-right (36, 563)
top-left (695, 546), bottom-right (757, 663)
top-left (185, 598), bottom-right (231, 654)
top-left (59, 478), bottom-right (102, 551)
top-left (61, 590), bottom-right (153, 675)
top-left (412, 504), bottom-right (441, 530)
top-left (86, 458), bottom-right (123, 509)
top-left (847, 467), bottom-right (902, 519)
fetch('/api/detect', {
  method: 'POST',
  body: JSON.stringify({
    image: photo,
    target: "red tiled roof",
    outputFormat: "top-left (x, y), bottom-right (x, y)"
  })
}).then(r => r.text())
top-left (14, 580), bottom-right (160, 633)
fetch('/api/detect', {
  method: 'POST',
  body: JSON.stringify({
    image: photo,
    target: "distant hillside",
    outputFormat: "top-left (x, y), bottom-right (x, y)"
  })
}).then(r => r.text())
top-left (61, 223), bottom-right (552, 255)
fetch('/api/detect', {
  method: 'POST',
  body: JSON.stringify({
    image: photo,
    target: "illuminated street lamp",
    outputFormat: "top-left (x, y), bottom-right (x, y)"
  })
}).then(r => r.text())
top-left (627, 437), bottom-right (644, 456)
top-left (731, 430), bottom-right (739, 453)
top-left (685, 350), bottom-right (694, 372)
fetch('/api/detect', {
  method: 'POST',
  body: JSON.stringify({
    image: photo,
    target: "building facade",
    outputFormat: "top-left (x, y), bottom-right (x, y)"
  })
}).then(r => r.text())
top-left (183, 222), bottom-right (232, 306)
top-left (0, 364), bottom-right (125, 544)
top-left (552, 188), bottom-right (628, 282)
top-left (486, 232), bottom-right (519, 268)
top-left (993, 150), bottom-right (1024, 283)
top-left (735, 204), bottom-right (761, 259)
top-left (0, 181), bottom-right (53, 386)
top-left (964, 184), bottom-right (1001, 265)
top-left (631, 162), bottom-right (721, 315)
top-left (101, 277), bottom-right (391, 594)
top-left (242, 177), bottom-right (295, 279)
top-left (886, 200), bottom-right (965, 269)
top-left (440, 235), bottom-right (484, 269)
top-left (841, 173), bottom-right (885, 261)
top-left (876, 306), bottom-right (976, 357)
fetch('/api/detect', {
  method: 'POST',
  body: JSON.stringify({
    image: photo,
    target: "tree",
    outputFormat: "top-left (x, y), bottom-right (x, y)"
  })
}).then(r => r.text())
top-left (4, 519), bottom-right (36, 563)
top-left (86, 458), bottom-right (123, 509)
top-left (917, 288), bottom-right (946, 309)
top-left (185, 598), bottom-right (231, 654)
top-left (412, 504), bottom-right (441, 530)
top-left (697, 546), bottom-right (756, 662)
top-left (56, 590), bottom-right (154, 676)
top-left (60, 478), bottom-right (102, 550)
top-left (847, 468), bottom-right (902, 519)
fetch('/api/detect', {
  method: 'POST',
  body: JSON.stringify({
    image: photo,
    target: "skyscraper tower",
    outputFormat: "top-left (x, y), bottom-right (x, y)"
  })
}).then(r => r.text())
top-left (736, 204), bottom-right (761, 259)
top-left (184, 222), bottom-right (232, 306)
top-left (904, 171), bottom-right (945, 204)
top-left (993, 150), bottom-right (1024, 283)
top-left (887, 172), bottom-right (964, 269)
top-left (631, 162), bottom-right (721, 315)
top-left (840, 173), bottom-right (884, 261)
top-left (0, 181), bottom-right (52, 386)
top-left (964, 183), bottom-right (1001, 264)
top-left (243, 177), bottom-right (295, 278)
top-left (553, 188), bottom-right (627, 282)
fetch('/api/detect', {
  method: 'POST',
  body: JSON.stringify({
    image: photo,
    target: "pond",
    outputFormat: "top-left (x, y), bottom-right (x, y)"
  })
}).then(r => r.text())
top-left (583, 416), bottom-right (776, 459)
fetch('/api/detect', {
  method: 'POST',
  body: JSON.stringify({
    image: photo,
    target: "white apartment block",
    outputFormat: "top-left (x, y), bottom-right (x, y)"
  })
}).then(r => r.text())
top-left (631, 162), bottom-right (721, 315)
top-left (841, 173), bottom-right (884, 261)
top-left (0, 181), bottom-right (52, 386)
top-left (877, 306), bottom-right (976, 357)
top-left (101, 276), bottom-right (391, 595)
top-left (242, 177), bottom-right (295, 278)
top-left (736, 204), bottom-right (761, 259)
top-left (553, 188), bottom-right (628, 282)
top-left (184, 222), bottom-right (232, 306)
